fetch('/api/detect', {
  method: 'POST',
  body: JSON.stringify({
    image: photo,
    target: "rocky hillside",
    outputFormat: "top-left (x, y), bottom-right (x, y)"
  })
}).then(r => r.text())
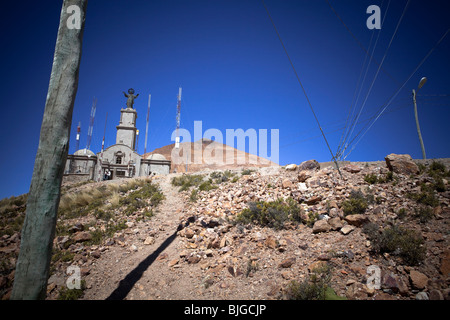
top-left (0, 154), bottom-right (449, 300)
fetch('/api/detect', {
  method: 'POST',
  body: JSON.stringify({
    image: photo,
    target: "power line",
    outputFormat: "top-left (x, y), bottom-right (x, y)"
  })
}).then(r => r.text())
top-left (281, 127), bottom-right (345, 149)
top-left (339, 0), bottom-right (411, 159)
top-left (343, 28), bottom-right (450, 159)
top-left (338, 0), bottom-right (392, 159)
top-left (261, 0), bottom-right (343, 177)
top-left (324, 0), bottom-right (400, 86)
top-left (337, 26), bottom-right (376, 158)
top-left (281, 100), bottom-right (412, 149)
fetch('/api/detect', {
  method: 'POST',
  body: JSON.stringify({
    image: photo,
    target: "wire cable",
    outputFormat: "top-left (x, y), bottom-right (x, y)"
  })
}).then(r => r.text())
top-left (324, 0), bottom-right (400, 86)
top-left (340, 0), bottom-right (411, 158)
top-left (337, 27), bottom-right (376, 159)
top-left (261, 0), bottom-right (343, 177)
top-left (338, 1), bottom-right (391, 159)
top-left (337, 0), bottom-right (392, 160)
top-left (281, 100), bottom-right (412, 149)
top-left (343, 28), bottom-right (450, 159)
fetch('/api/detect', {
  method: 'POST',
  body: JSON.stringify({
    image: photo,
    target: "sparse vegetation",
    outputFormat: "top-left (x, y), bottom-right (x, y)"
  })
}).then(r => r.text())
top-left (406, 183), bottom-right (439, 207)
top-left (413, 205), bottom-right (434, 223)
top-left (432, 177), bottom-right (445, 192)
top-left (210, 170), bottom-right (237, 184)
top-left (416, 161), bottom-right (448, 194)
top-left (363, 223), bottom-right (425, 265)
top-left (51, 248), bottom-right (75, 263)
top-left (61, 180), bottom-right (95, 194)
top-left (171, 174), bottom-right (205, 192)
top-left (417, 163), bottom-right (426, 174)
top-left (190, 188), bottom-right (199, 202)
top-left (364, 171), bottom-right (396, 185)
top-left (245, 259), bottom-right (259, 277)
top-left (284, 264), bottom-right (345, 300)
top-left (236, 197), bottom-right (302, 230)
top-left (175, 171), bottom-right (239, 199)
top-left (198, 180), bottom-right (218, 192)
top-left (57, 280), bottom-right (86, 300)
top-left (428, 161), bottom-right (448, 177)
top-left (305, 211), bottom-right (319, 228)
top-left (241, 169), bottom-right (255, 176)
top-left (0, 194), bottom-right (27, 237)
top-left (341, 190), bottom-right (368, 216)
top-left (364, 173), bottom-right (378, 185)
top-left (397, 207), bottom-right (407, 220)
top-left (59, 185), bottom-right (112, 218)
top-left (88, 219), bottom-right (128, 245)
top-left (119, 181), bottom-right (164, 216)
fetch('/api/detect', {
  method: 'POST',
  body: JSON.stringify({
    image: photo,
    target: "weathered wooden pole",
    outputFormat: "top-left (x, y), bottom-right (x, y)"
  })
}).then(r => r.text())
top-left (11, 0), bottom-right (88, 299)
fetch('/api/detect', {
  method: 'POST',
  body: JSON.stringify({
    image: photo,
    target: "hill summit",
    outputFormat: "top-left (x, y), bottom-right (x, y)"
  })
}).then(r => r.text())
top-left (144, 139), bottom-right (278, 173)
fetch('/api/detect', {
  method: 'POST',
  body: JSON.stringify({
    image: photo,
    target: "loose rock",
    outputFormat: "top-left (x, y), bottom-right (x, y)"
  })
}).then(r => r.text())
top-left (409, 270), bottom-right (429, 290)
top-left (344, 214), bottom-right (369, 227)
top-left (385, 153), bottom-right (419, 175)
top-left (340, 225), bottom-right (355, 235)
top-left (298, 159), bottom-right (320, 171)
top-left (312, 220), bottom-right (331, 233)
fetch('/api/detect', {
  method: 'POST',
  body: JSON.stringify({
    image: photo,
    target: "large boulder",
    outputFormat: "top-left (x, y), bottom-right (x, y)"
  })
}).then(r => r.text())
top-left (344, 214), bottom-right (369, 227)
top-left (409, 270), bottom-right (429, 290)
top-left (312, 220), bottom-right (331, 233)
top-left (328, 217), bottom-right (343, 230)
top-left (440, 249), bottom-right (450, 277)
top-left (72, 231), bottom-right (92, 243)
top-left (343, 164), bottom-right (361, 173)
top-left (298, 159), bottom-right (320, 171)
top-left (384, 153), bottom-right (419, 175)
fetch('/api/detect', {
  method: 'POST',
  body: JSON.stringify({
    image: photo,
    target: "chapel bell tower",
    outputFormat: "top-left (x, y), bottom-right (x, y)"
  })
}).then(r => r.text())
top-left (116, 88), bottom-right (139, 150)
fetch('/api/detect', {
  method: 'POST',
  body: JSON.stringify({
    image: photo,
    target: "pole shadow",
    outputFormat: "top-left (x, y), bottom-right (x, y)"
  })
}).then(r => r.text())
top-left (106, 217), bottom-right (194, 300)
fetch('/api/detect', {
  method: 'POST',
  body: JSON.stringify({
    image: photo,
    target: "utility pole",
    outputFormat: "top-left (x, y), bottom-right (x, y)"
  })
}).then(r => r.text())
top-left (412, 77), bottom-right (427, 160)
top-left (11, 0), bottom-right (88, 300)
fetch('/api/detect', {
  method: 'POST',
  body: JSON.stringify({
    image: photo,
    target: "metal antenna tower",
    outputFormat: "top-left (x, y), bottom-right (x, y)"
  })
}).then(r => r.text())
top-left (144, 94), bottom-right (151, 155)
top-left (86, 97), bottom-right (97, 153)
top-left (75, 122), bottom-right (81, 151)
top-left (97, 112), bottom-right (108, 182)
top-left (175, 87), bottom-right (182, 149)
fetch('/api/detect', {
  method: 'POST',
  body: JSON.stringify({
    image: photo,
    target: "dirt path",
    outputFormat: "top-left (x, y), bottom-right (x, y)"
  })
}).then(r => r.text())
top-left (82, 174), bottom-right (191, 300)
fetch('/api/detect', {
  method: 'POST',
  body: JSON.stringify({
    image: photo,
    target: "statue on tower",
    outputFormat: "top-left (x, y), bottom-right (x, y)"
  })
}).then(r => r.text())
top-left (123, 88), bottom-right (139, 109)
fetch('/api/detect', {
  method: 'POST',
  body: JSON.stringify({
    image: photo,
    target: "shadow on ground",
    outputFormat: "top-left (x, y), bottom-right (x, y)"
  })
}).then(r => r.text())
top-left (106, 217), bottom-right (195, 300)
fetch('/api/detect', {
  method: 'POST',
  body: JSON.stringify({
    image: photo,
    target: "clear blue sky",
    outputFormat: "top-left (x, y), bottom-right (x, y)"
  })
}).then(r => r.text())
top-left (0, 0), bottom-right (449, 199)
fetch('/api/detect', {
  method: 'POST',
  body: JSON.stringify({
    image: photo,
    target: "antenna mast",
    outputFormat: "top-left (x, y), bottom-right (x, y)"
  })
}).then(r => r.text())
top-left (144, 94), bottom-right (151, 155)
top-left (175, 87), bottom-right (182, 149)
top-left (75, 122), bottom-right (81, 151)
top-left (86, 97), bottom-right (97, 153)
top-left (97, 112), bottom-right (108, 182)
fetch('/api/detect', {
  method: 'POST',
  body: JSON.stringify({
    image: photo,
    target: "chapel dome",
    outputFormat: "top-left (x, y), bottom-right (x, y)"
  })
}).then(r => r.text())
top-left (74, 148), bottom-right (96, 157)
top-left (146, 153), bottom-right (166, 161)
